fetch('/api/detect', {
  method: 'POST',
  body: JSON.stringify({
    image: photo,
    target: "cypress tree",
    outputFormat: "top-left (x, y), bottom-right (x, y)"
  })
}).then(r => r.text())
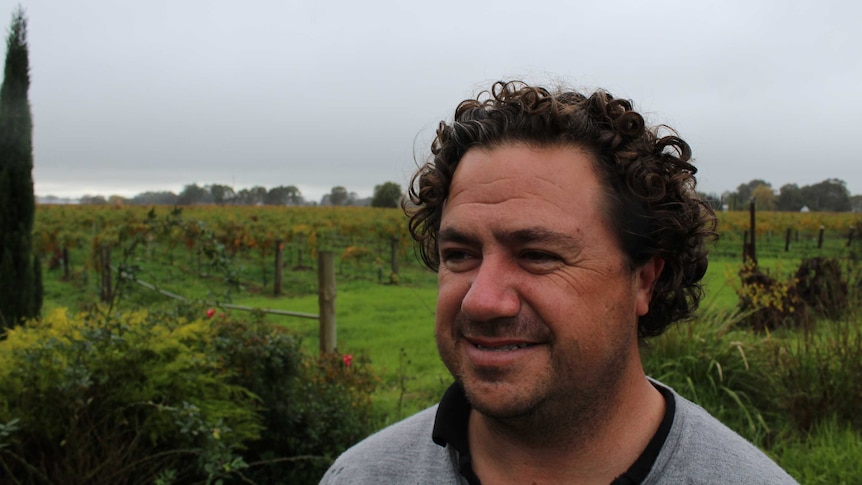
top-left (0, 7), bottom-right (40, 329)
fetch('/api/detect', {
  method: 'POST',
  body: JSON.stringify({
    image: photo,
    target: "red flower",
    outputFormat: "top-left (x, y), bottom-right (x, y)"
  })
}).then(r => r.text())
top-left (342, 354), bottom-right (353, 368)
top-left (206, 308), bottom-right (216, 318)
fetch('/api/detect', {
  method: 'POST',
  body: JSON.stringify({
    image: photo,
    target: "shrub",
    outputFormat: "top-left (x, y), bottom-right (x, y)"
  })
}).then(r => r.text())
top-left (211, 314), bottom-right (377, 484)
top-left (0, 307), bottom-right (379, 485)
top-left (0, 307), bottom-right (260, 485)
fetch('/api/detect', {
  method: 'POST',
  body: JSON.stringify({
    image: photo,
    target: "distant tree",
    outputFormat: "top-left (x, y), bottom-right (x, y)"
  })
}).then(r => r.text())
top-left (719, 191), bottom-right (736, 210)
top-left (107, 195), bottom-right (128, 206)
top-left (776, 184), bottom-right (804, 211)
top-left (696, 191), bottom-right (722, 211)
top-left (0, 7), bottom-right (41, 327)
top-left (800, 178), bottom-right (851, 212)
top-left (131, 191), bottom-right (179, 205)
top-left (265, 185), bottom-right (303, 206)
top-left (851, 194), bottom-right (862, 213)
top-left (722, 179), bottom-right (772, 211)
top-left (371, 181), bottom-right (402, 208)
top-left (284, 185), bottom-right (303, 205)
top-left (208, 184), bottom-right (236, 205)
top-left (328, 186), bottom-right (349, 206)
top-left (235, 185), bottom-right (267, 205)
top-left (737, 179), bottom-right (770, 203)
top-left (79, 195), bottom-right (108, 205)
top-left (177, 183), bottom-right (211, 205)
top-left (751, 184), bottom-right (776, 211)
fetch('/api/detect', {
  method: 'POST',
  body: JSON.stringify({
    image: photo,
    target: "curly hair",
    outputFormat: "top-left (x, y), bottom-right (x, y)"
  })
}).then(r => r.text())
top-left (405, 81), bottom-right (717, 338)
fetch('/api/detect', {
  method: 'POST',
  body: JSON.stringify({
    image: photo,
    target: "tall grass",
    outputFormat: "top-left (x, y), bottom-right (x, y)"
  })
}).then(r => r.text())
top-left (641, 309), bottom-right (774, 444)
top-left (771, 417), bottom-right (862, 485)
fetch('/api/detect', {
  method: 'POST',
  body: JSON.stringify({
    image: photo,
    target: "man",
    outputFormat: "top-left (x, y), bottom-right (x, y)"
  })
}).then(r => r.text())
top-left (321, 81), bottom-right (796, 484)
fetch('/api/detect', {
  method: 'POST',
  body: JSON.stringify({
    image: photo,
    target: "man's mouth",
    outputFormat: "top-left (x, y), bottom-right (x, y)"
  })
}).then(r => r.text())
top-left (475, 342), bottom-right (533, 351)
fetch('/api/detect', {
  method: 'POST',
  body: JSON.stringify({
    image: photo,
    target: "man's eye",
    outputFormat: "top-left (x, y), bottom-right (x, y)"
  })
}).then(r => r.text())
top-left (521, 251), bottom-right (557, 262)
top-left (520, 251), bottom-right (562, 269)
top-left (441, 250), bottom-right (472, 263)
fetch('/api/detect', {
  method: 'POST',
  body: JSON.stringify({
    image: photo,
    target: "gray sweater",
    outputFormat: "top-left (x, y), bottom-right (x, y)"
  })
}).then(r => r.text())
top-left (321, 383), bottom-right (797, 484)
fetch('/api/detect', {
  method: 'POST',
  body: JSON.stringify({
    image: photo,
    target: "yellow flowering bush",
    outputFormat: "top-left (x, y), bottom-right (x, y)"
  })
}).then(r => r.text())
top-left (0, 307), bottom-right (260, 484)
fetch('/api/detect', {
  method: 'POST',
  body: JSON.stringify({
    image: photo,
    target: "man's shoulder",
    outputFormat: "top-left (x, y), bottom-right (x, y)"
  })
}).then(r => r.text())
top-left (320, 405), bottom-right (461, 485)
top-left (649, 384), bottom-right (798, 484)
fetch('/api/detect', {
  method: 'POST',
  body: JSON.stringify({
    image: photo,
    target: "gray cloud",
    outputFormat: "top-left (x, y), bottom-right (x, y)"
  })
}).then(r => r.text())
top-left (4, 0), bottom-right (859, 201)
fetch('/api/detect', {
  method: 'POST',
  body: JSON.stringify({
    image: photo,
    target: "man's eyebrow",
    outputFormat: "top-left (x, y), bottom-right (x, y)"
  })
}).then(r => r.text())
top-left (438, 226), bottom-right (582, 248)
top-left (438, 227), bottom-right (475, 245)
top-left (501, 228), bottom-right (582, 248)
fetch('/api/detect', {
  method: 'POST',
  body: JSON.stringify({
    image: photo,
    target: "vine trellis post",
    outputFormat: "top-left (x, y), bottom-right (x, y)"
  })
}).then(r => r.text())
top-left (318, 251), bottom-right (337, 354)
top-left (742, 199), bottom-right (757, 265)
top-left (101, 247), bottom-right (338, 355)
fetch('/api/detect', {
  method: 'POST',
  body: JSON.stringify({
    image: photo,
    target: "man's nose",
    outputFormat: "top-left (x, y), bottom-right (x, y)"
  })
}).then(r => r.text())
top-left (460, 256), bottom-right (520, 322)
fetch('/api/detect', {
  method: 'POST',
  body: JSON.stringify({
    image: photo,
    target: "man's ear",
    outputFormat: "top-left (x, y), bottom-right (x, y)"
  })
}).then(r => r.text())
top-left (636, 257), bottom-right (664, 317)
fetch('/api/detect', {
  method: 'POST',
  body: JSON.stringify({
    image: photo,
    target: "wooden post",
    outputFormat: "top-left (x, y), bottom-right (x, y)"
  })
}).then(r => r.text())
top-left (784, 228), bottom-right (792, 252)
top-left (274, 239), bottom-right (284, 296)
top-left (390, 238), bottom-right (399, 277)
top-left (318, 251), bottom-right (336, 354)
top-left (817, 226), bottom-right (825, 249)
top-left (100, 245), bottom-right (112, 302)
top-left (297, 234), bottom-right (305, 268)
top-left (62, 247), bottom-right (70, 280)
top-left (748, 199), bottom-right (757, 265)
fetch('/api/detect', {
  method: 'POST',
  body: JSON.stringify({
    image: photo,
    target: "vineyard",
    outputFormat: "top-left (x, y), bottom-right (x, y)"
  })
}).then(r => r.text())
top-left (34, 204), bottom-right (421, 307)
top-left (34, 204), bottom-right (862, 299)
top-left (31, 203), bottom-right (862, 343)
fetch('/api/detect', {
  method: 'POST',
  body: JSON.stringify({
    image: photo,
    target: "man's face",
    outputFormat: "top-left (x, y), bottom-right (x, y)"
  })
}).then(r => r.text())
top-left (435, 143), bottom-right (660, 422)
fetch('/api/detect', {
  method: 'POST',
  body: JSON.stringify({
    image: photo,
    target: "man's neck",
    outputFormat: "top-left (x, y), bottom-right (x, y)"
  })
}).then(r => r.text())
top-left (467, 373), bottom-right (665, 485)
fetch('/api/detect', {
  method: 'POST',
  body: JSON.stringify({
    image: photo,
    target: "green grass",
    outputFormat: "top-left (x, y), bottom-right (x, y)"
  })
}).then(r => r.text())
top-left (772, 418), bottom-right (862, 485)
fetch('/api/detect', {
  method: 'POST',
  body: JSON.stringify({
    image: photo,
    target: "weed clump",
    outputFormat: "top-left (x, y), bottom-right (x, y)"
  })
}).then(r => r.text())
top-left (794, 257), bottom-right (848, 319)
top-left (735, 257), bottom-right (853, 331)
top-left (736, 262), bottom-right (808, 331)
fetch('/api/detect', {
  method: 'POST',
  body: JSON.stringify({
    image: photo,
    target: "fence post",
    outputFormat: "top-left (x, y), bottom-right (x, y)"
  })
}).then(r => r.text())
top-left (817, 226), bottom-right (825, 249)
top-left (100, 244), bottom-right (112, 302)
top-left (784, 228), bottom-right (792, 252)
top-left (748, 199), bottom-right (757, 265)
top-left (318, 251), bottom-right (336, 354)
top-left (274, 239), bottom-right (283, 296)
top-left (62, 247), bottom-right (70, 280)
top-left (390, 238), bottom-right (399, 277)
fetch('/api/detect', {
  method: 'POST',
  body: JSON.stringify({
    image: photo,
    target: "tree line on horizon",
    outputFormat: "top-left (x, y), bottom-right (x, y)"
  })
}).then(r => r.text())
top-left (64, 177), bottom-right (861, 213)
top-left (63, 181), bottom-right (406, 209)
top-left (699, 178), bottom-right (860, 212)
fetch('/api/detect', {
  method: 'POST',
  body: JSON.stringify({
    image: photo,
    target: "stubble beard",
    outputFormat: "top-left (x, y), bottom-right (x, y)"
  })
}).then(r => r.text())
top-left (437, 312), bottom-right (632, 445)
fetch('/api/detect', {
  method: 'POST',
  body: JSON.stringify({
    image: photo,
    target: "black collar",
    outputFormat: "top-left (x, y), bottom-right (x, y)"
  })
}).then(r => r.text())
top-left (431, 381), bottom-right (676, 485)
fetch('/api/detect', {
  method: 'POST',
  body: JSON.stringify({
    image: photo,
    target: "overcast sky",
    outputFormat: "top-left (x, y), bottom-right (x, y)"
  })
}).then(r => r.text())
top-left (2, 0), bottom-right (860, 202)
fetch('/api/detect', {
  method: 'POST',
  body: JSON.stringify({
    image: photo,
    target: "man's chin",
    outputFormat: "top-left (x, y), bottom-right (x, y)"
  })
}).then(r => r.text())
top-left (460, 377), bottom-right (543, 421)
